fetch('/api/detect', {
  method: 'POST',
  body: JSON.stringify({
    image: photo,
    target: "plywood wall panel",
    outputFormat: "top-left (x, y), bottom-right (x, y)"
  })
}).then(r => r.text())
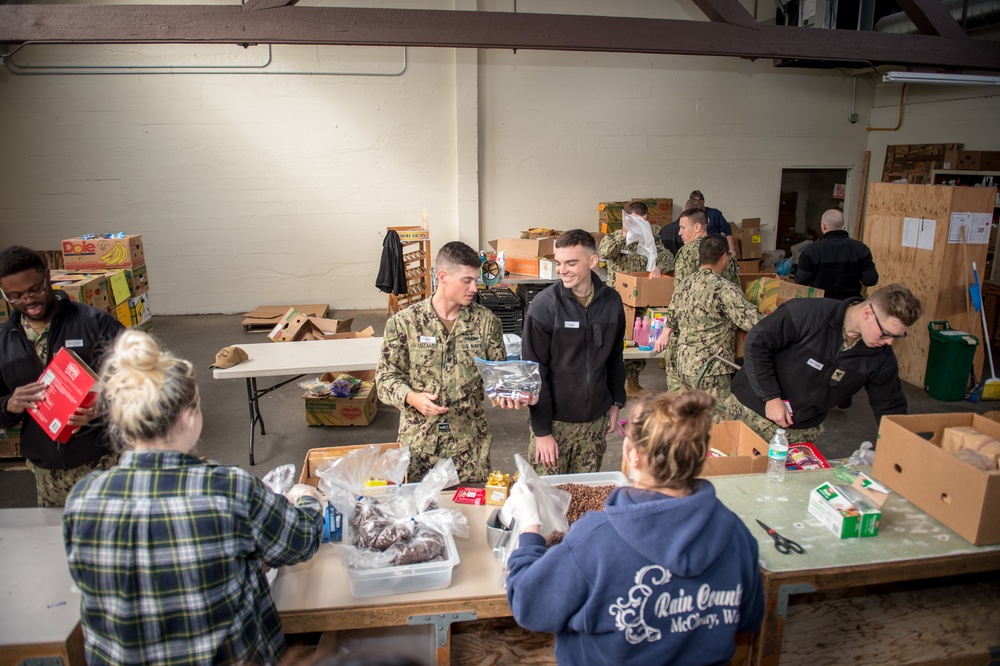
top-left (864, 183), bottom-right (996, 387)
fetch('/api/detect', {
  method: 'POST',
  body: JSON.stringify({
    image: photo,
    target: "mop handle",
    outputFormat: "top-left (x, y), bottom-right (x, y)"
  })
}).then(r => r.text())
top-left (974, 261), bottom-right (998, 379)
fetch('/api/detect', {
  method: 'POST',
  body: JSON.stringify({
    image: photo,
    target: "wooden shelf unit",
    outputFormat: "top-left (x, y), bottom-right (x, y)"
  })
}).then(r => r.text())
top-left (387, 226), bottom-right (432, 315)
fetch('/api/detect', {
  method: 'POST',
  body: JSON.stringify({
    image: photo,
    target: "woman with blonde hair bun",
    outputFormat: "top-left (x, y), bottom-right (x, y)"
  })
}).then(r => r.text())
top-left (505, 390), bottom-right (764, 665)
top-left (63, 330), bottom-right (324, 666)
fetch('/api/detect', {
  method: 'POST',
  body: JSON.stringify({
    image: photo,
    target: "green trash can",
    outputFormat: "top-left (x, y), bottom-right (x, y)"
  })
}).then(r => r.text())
top-left (925, 321), bottom-right (979, 401)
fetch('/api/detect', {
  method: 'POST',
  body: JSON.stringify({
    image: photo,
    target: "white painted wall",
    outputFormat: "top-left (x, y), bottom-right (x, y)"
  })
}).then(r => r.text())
top-left (1, 0), bottom-right (995, 314)
top-left (864, 83), bottom-right (1000, 180)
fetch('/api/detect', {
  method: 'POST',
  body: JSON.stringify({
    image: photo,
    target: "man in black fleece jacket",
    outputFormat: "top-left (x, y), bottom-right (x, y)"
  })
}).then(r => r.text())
top-left (0, 246), bottom-right (124, 506)
top-left (718, 283), bottom-right (922, 443)
top-left (522, 229), bottom-right (627, 475)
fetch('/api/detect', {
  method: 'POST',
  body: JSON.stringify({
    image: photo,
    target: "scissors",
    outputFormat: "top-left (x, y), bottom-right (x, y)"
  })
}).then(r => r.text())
top-left (756, 519), bottom-right (804, 555)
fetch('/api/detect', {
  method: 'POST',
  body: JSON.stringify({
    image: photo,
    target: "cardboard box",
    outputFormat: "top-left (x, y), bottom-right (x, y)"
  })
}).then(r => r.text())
top-left (873, 413), bottom-right (1000, 545)
top-left (616, 272), bottom-right (675, 307)
top-left (298, 442), bottom-right (402, 488)
top-left (485, 483), bottom-right (510, 506)
top-left (128, 293), bottom-right (152, 327)
top-left (62, 234), bottom-right (145, 270)
top-left (0, 425), bottom-right (22, 458)
top-left (504, 255), bottom-right (542, 277)
top-left (737, 259), bottom-right (761, 273)
top-left (28, 348), bottom-right (100, 444)
top-left (494, 237), bottom-right (556, 258)
top-left (304, 370), bottom-right (378, 427)
top-left (242, 304), bottom-right (330, 330)
top-left (622, 420), bottom-right (768, 478)
top-left (50, 271), bottom-right (111, 311)
top-left (744, 277), bottom-right (824, 315)
top-left (958, 151), bottom-right (984, 170)
top-left (268, 307), bottom-right (354, 342)
top-left (539, 257), bottom-right (557, 280)
top-left (599, 198), bottom-right (673, 227)
top-left (738, 272), bottom-right (778, 292)
top-left (851, 472), bottom-right (891, 509)
top-left (97, 266), bottom-right (149, 303)
top-left (808, 482), bottom-right (882, 538)
top-left (734, 219), bottom-right (762, 260)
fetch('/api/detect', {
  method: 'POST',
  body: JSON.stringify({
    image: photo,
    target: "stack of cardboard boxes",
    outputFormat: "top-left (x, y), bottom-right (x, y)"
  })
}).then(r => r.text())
top-left (597, 198), bottom-right (673, 234)
top-left (58, 234), bottom-right (152, 333)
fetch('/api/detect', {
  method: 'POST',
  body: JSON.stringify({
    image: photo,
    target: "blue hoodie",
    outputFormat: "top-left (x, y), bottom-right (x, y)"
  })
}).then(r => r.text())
top-left (507, 481), bottom-right (764, 665)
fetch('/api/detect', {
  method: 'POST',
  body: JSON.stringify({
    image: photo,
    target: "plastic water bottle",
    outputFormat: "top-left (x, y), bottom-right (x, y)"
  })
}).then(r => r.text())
top-left (767, 429), bottom-right (789, 483)
top-left (632, 318), bottom-right (641, 344)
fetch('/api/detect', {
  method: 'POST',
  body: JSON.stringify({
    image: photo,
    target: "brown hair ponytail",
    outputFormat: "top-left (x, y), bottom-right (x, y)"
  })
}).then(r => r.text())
top-left (626, 391), bottom-right (715, 491)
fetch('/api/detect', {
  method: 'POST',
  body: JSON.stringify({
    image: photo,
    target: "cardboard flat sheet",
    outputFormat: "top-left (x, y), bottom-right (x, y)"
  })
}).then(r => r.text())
top-left (242, 304), bottom-right (330, 328)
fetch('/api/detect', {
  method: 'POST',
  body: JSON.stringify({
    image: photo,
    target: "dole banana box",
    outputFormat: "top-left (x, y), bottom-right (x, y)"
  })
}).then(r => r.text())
top-left (62, 235), bottom-right (145, 270)
top-left (50, 271), bottom-right (112, 311)
top-left (808, 482), bottom-right (881, 538)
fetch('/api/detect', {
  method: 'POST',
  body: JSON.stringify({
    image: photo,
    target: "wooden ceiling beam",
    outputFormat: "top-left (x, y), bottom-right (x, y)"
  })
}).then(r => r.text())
top-left (894, 0), bottom-right (969, 40)
top-left (690, 0), bottom-right (761, 29)
top-left (1, 6), bottom-right (998, 71)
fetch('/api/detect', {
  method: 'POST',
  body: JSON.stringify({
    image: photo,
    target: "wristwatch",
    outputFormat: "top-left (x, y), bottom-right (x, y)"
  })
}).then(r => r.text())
top-left (613, 400), bottom-right (626, 409)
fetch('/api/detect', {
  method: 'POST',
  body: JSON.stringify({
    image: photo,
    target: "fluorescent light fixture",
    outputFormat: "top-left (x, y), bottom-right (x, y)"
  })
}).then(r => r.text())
top-left (882, 71), bottom-right (1000, 86)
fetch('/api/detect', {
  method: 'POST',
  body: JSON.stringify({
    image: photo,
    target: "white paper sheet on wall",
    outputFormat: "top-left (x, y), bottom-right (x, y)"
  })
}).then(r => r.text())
top-left (948, 212), bottom-right (990, 244)
top-left (902, 217), bottom-right (920, 248)
top-left (918, 219), bottom-right (936, 250)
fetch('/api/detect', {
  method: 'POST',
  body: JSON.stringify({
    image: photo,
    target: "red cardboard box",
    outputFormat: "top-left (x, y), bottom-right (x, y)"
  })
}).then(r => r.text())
top-left (27, 348), bottom-right (100, 444)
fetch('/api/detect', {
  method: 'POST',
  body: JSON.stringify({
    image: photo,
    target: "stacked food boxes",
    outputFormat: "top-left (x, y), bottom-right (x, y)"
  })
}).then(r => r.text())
top-left (59, 234), bottom-right (152, 332)
top-left (597, 198), bottom-right (673, 234)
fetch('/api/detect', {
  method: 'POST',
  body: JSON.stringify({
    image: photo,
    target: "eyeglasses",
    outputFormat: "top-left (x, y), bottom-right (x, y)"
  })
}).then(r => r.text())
top-left (870, 305), bottom-right (907, 340)
top-left (1, 279), bottom-right (48, 305)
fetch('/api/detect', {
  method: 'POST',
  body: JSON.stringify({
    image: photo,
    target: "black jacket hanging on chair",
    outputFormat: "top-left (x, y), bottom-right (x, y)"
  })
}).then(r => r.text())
top-left (376, 230), bottom-right (407, 295)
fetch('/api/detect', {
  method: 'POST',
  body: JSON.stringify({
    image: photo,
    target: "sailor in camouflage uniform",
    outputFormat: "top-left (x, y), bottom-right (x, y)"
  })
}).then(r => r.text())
top-left (377, 242), bottom-right (506, 484)
top-left (659, 207), bottom-right (741, 392)
top-left (599, 202), bottom-right (675, 397)
top-left (660, 234), bottom-right (760, 401)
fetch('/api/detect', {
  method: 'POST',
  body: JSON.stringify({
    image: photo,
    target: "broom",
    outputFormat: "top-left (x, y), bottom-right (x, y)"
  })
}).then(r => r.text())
top-left (971, 261), bottom-right (1000, 400)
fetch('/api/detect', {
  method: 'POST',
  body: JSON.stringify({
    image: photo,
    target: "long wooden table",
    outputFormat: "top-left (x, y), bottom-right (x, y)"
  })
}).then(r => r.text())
top-left (0, 509), bottom-right (84, 666)
top-left (273, 498), bottom-right (506, 666)
top-left (212, 337), bottom-right (384, 465)
top-left (712, 469), bottom-right (1000, 666)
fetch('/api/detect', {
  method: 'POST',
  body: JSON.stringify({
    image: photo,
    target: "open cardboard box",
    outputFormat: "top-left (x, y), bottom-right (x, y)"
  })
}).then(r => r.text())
top-left (299, 442), bottom-right (403, 488)
top-left (268, 307), bottom-right (356, 342)
top-left (734, 218), bottom-right (762, 260)
top-left (616, 272), bottom-right (675, 308)
top-left (304, 369), bottom-right (378, 426)
top-left (873, 413), bottom-right (1000, 545)
top-left (623, 420), bottom-right (768, 478)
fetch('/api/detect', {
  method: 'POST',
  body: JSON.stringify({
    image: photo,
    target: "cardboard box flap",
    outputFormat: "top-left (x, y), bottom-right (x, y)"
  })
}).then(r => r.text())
top-left (309, 317), bottom-right (354, 335)
top-left (242, 304), bottom-right (329, 326)
top-left (327, 325), bottom-right (375, 340)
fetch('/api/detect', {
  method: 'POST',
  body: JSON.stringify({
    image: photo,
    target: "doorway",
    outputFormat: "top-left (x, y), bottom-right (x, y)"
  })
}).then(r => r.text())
top-left (776, 168), bottom-right (851, 257)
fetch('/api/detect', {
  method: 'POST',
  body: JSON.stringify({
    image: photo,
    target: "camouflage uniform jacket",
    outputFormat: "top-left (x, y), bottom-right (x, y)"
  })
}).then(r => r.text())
top-left (665, 268), bottom-right (761, 378)
top-left (376, 297), bottom-right (506, 456)
top-left (599, 227), bottom-right (675, 288)
top-left (673, 235), bottom-right (740, 286)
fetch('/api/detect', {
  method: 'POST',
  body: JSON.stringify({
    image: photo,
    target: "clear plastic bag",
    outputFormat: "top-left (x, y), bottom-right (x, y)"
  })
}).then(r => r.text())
top-left (318, 444), bottom-right (411, 514)
top-left (502, 333), bottom-right (522, 360)
top-left (510, 453), bottom-right (571, 537)
top-left (475, 357), bottom-right (541, 406)
top-left (261, 463), bottom-right (296, 494)
top-left (298, 377), bottom-right (331, 397)
top-left (847, 441), bottom-right (875, 467)
top-left (622, 211), bottom-right (658, 272)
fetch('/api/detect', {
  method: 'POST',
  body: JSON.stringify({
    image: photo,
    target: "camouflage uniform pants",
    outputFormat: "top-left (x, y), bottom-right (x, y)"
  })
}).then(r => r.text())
top-left (407, 438), bottom-right (491, 485)
top-left (26, 451), bottom-right (120, 508)
top-left (680, 372), bottom-right (732, 403)
top-left (715, 394), bottom-right (825, 444)
top-left (625, 360), bottom-right (646, 379)
top-left (664, 339), bottom-right (683, 393)
top-left (529, 414), bottom-right (610, 476)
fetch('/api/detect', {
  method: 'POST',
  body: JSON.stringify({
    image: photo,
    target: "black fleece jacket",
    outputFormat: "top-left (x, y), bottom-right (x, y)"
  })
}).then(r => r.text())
top-left (0, 293), bottom-right (124, 469)
top-left (731, 297), bottom-right (906, 429)
top-left (522, 272), bottom-right (626, 436)
top-left (794, 230), bottom-right (878, 300)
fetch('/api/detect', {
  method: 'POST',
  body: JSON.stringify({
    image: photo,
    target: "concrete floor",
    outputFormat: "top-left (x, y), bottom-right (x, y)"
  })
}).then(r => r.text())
top-left (1, 308), bottom-right (996, 508)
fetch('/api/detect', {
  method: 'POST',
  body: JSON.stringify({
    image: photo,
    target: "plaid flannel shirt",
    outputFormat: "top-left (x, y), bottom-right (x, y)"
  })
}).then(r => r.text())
top-left (63, 451), bottom-right (323, 666)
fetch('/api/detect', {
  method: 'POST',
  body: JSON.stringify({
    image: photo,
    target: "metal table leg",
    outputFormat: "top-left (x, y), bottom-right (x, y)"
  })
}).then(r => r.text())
top-left (244, 374), bottom-right (304, 466)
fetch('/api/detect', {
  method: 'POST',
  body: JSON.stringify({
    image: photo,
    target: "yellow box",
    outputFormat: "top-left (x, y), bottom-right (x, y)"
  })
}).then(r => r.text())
top-left (485, 484), bottom-right (510, 506)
